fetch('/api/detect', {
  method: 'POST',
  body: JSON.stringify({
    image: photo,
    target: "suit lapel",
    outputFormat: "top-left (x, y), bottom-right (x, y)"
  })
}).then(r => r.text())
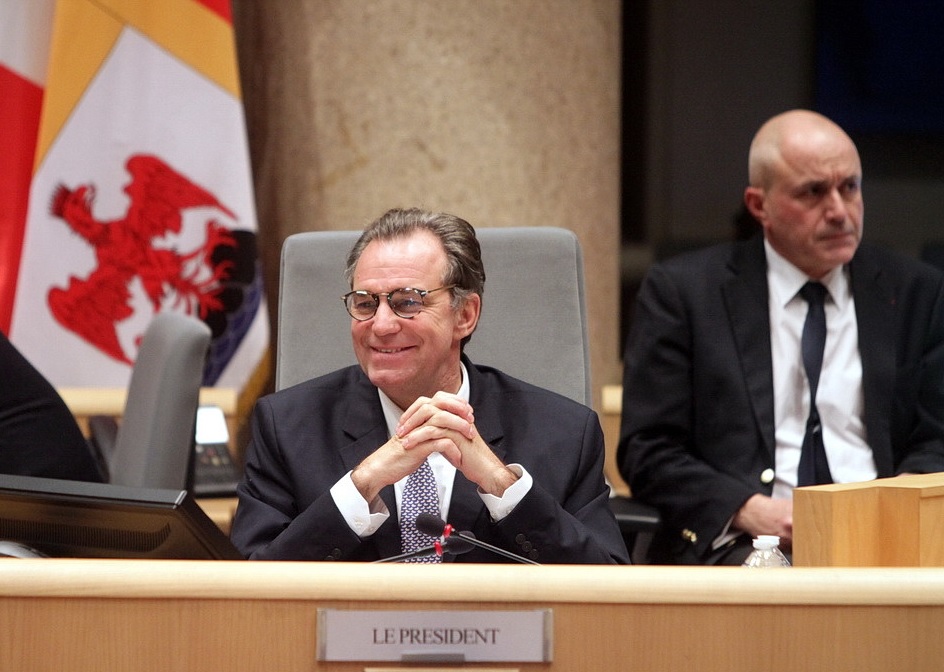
top-left (722, 237), bottom-right (776, 459)
top-left (339, 372), bottom-right (390, 471)
top-left (339, 371), bottom-right (400, 559)
top-left (849, 249), bottom-right (897, 476)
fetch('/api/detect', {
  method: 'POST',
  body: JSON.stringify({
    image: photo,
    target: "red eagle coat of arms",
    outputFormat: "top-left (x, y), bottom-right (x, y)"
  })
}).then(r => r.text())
top-left (48, 154), bottom-right (245, 370)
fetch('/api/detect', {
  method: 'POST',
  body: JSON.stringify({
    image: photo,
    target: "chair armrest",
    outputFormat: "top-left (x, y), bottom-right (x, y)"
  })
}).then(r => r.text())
top-left (609, 495), bottom-right (662, 564)
top-left (609, 495), bottom-right (661, 532)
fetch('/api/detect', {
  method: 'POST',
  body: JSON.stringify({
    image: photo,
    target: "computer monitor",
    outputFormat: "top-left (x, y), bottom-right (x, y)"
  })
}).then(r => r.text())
top-left (0, 473), bottom-right (243, 559)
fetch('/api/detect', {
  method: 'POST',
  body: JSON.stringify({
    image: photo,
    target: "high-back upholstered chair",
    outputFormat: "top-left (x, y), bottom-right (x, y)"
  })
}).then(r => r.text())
top-left (276, 227), bottom-right (591, 404)
top-left (277, 226), bottom-right (659, 561)
top-left (89, 312), bottom-right (211, 489)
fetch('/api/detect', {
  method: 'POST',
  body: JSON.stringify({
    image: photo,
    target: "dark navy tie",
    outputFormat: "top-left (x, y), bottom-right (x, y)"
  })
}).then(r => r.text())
top-left (399, 459), bottom-right (442, 563)
top-left (797, 282), bottom-right (833, 486)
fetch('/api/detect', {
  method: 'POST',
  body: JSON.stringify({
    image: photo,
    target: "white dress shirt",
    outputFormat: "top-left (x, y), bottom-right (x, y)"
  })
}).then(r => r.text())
top-left (713, 243), bottom-right (879, 551)
top-left (765, 240), bottom-right (877, 499)
top-left (330, 361), bottom-right (533, 537)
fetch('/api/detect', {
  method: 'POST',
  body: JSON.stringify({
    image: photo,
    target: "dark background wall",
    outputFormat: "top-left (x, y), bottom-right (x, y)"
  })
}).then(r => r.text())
top-left (619, 0), bottom-right (944, 346)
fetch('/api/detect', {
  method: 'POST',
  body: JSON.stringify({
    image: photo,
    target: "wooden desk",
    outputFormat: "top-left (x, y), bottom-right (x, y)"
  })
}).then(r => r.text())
top-left (196, 497), bottom-right (238, 535)
top-left (600, 383), bottom-right (629, 495)
top-left (794, 473), bottom-right (944, 567)
top-left (2, 562), bottom-right (943, 671)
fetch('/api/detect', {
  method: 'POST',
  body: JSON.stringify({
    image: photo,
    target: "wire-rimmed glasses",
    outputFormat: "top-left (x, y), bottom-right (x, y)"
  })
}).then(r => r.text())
top-left (341, 285), bottom-right (456, 321)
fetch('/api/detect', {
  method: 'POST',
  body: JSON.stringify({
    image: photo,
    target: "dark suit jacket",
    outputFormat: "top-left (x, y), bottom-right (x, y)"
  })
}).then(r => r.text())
top-left (0, 331), bottom-right (102, 482)
top-left (618, 236), bottom-right (944, 564)
top-left (231, 356), bottom-right (628, 564)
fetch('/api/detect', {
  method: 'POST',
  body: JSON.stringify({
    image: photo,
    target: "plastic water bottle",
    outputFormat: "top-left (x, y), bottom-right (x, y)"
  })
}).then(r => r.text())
top-left (741, 535), bottom-right (791, 568)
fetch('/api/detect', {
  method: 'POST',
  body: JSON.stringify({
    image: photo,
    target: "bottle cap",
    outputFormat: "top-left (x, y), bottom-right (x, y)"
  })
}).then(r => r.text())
top-left (753, 535), bottom-right (780, 550)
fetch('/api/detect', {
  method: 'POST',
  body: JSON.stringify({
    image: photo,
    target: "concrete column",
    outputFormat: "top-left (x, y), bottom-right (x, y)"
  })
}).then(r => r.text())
top-left (234, 0), bottom-right (622, 407)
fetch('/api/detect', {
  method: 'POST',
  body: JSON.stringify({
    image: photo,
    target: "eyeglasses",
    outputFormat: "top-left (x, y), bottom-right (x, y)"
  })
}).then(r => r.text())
top-left (341, 285), bottom-right (456, 321)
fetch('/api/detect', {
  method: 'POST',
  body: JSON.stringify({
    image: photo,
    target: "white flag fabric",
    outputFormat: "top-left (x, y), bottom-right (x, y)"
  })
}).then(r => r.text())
top-left (6, 0), bottom-right (268, 391)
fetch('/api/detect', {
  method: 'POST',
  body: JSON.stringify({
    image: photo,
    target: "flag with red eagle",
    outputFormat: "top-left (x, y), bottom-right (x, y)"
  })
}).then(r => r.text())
top-left (3, 0), bottom-right (268, 393)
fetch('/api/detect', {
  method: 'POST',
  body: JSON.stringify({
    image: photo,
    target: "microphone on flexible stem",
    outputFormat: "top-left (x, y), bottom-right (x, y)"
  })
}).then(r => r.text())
top-left (372, 534), bottom-right (475, 563)
top-left (415, 513), bottom-right (541, 565)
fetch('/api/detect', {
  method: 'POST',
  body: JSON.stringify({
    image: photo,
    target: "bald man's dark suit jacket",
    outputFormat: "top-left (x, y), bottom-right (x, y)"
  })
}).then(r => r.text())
top-left (231, 356), bottom-right (628, 564)
top-left (618, 235), bottom-right (944, 564)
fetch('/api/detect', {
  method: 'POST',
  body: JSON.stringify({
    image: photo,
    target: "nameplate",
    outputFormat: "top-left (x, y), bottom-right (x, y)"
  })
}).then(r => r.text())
top-left (317, 609), bottom-right (552, 663)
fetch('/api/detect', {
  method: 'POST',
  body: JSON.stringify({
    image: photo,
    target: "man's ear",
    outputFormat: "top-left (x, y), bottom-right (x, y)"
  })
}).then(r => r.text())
top-left (743, 186), bottom-right (766, 223)
top-left (455, 293), bottom-right (481, 340)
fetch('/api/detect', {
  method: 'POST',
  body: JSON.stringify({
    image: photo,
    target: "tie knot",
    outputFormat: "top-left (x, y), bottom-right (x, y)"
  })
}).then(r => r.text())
top-left (799, 281), bottom-right (828, 306)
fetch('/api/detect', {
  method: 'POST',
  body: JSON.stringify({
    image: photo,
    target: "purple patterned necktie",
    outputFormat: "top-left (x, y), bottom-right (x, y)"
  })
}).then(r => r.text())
top-left (399, 459), bottom-right (442, 563)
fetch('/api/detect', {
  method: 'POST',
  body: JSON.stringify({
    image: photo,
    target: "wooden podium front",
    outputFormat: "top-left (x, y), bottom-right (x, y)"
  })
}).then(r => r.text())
top-left (3, 561), bottom-right (944, 671)
top-left (794, 473), bottom-right (944, 567)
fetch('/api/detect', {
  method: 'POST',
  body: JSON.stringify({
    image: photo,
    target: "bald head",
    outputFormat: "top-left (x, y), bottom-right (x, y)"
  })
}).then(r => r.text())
top-left (743, 109), bottom-right (864, 279)
top-left (748, 110), bottom-right (860, 189)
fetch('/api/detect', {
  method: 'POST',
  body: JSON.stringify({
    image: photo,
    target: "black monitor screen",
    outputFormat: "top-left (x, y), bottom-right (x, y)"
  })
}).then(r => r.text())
top-left (0, 473), bottom-right (243, 559)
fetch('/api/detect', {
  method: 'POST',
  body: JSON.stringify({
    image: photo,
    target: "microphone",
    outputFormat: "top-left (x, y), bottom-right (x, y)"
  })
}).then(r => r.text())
top-left (373, 534), bottom-right (474, 563)
top-left (415, 513), bottom-right (540, 565)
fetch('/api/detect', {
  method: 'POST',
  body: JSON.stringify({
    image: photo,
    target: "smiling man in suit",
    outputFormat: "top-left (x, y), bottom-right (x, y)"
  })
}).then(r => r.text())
top-left (232, 207), bottom-right (627, 564)
top-left (619, 109), bottom-right (944, 564)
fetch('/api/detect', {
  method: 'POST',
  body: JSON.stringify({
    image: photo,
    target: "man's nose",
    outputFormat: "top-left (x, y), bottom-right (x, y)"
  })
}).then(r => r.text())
top-left (823, 188), bottom-right (849, 224)
top-left (371, 298), bottom-right (402, 333)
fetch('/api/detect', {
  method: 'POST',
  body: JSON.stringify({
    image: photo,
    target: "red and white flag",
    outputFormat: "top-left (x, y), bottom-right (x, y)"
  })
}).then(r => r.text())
top-left (2, 0), bottom-right (268, 391)
top-left (0, 0), bottom-right (55, 335)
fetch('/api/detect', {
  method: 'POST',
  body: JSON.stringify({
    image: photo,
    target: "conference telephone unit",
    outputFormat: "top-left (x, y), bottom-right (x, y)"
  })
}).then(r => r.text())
top-left (192, 405), bottom-right (242, 497)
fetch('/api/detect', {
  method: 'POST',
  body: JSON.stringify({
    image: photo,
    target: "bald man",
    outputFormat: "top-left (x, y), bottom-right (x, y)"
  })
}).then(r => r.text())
top-left (618, 110), bottom-right (944, 564)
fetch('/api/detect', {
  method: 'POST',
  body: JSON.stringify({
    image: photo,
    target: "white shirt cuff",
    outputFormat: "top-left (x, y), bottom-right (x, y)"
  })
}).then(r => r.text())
top-left (330, 470), bottom-right (389, 537)
top-left (712, 514), bottom-right (742, 550)
top-left (479, 463), bottom-right (532, 521)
